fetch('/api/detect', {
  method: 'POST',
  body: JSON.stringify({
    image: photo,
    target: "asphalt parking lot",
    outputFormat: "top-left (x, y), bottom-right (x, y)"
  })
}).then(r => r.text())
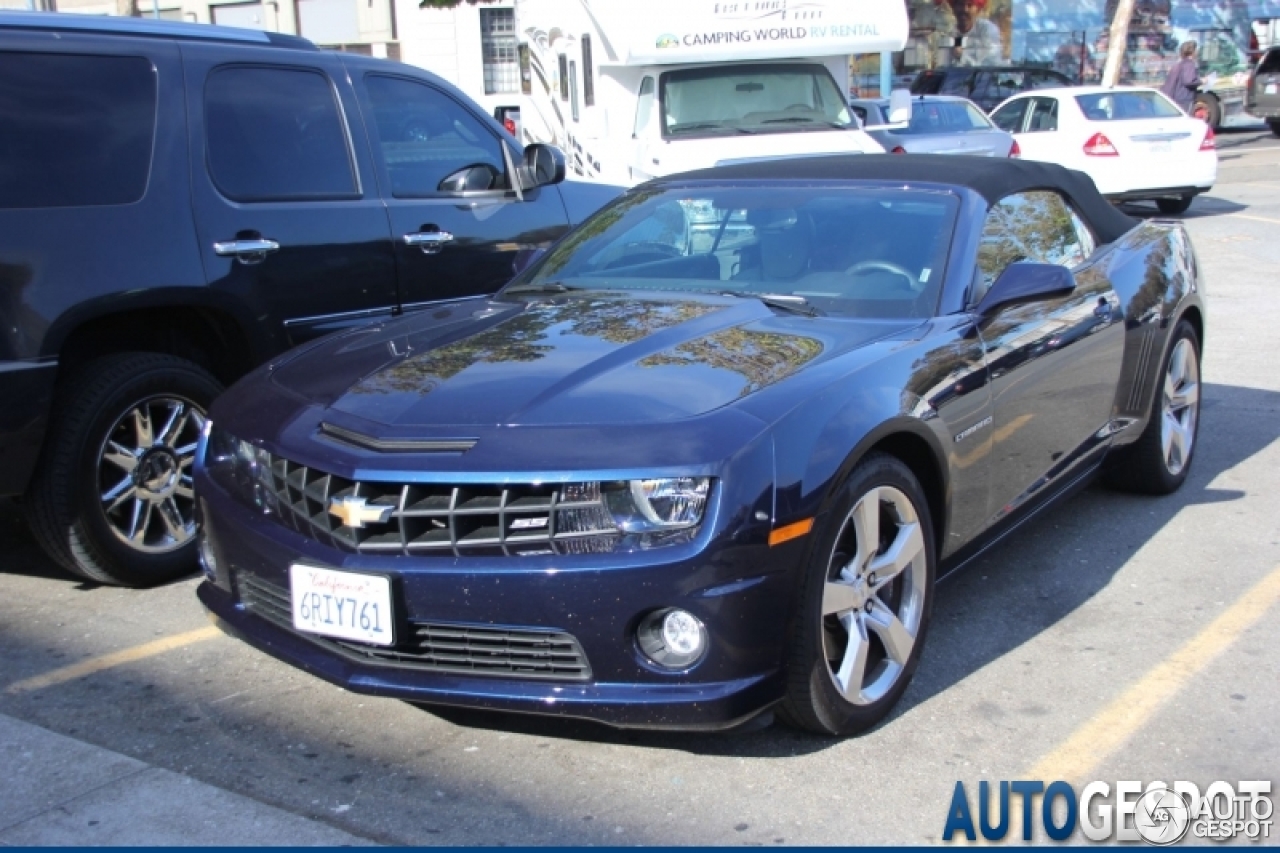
top-left (1, 128), bottom-right (1277, 846)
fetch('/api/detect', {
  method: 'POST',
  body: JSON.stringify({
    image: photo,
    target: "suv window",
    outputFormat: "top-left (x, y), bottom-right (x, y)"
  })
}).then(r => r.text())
top-left (205, 66), bottom-right (357, 202)
top-left (0, 52), bottom-right (156, 209)
top-left (364, 74), bottom-right (506, 197)
top-left (1259, 49), bottom-right (1280, 74)
top-left (974, 191), bottom-right (1084, 304)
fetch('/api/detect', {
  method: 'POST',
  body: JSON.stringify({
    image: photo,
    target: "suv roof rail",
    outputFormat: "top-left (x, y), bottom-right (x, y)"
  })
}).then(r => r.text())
top-left (0, 10), bottom-right (316, 50)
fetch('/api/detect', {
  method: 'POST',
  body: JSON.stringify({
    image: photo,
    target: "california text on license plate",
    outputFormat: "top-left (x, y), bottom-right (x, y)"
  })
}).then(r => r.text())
top-left (290, 565), bottom-right (394, 646)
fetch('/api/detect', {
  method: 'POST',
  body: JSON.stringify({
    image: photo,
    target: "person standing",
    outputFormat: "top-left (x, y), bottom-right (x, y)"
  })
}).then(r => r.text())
top-left (1161, 41), bottom-right (1202, 113)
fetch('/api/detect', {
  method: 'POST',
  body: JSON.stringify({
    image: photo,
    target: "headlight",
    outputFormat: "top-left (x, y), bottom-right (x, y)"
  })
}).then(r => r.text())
top-left (203, 423), bottom-right (275, 513)
top-left (605, 478), bottom-right (710, 533)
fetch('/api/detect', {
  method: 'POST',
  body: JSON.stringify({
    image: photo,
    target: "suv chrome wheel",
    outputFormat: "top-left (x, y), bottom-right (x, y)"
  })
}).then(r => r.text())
top-left (821, 485), bottom-right (928, 706)
top-left (98, 396), bottom-right (205, 553)
top-left (1161, 337), bottom-right (1199, 476)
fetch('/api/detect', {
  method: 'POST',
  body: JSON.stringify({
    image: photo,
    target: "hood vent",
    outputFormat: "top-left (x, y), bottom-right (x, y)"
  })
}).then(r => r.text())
top-left (319, 422), bottom-right (476, 453)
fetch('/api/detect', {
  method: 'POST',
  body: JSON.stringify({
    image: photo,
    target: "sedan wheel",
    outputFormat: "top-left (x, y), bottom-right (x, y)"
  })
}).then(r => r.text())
top-left (781, 453), bottom-right (935, 735)
top-left (1160, 337), bottom-right (1200, 477)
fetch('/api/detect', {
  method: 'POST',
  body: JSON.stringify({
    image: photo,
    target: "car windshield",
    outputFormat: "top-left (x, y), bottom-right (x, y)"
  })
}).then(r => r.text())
top-left (660, 64), bottom-right (856, 137)
top-left (1075, 91), bottom-right (1181, 121)
top-left (506, 186), bottom-right (959, 320)
top-left (897, 100), bottom-right (993, 135)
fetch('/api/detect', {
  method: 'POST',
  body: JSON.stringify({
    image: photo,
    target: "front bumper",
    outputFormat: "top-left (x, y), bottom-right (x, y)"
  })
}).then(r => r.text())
top-left (197, 485), bottom-right (801, 730)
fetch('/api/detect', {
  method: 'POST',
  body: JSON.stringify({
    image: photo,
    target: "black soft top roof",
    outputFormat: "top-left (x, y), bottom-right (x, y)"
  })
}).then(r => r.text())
top-left (665, 154), bottom-right (1139, 245)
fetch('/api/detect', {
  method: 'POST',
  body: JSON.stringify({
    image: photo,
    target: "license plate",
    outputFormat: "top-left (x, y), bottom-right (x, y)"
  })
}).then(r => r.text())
top-left (1267, 83), bottom-right (1278, 94)
top-left (1148, 141), bottom-right (1172, 153)
top-left (290, 565), bottom-right (393, 646)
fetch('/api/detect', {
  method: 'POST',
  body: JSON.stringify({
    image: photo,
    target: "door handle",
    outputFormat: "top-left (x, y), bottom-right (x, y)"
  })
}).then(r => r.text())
top-left (213, 238), bottom-right (280, 265)
top-left (403, 230), bottom-right (455, 254)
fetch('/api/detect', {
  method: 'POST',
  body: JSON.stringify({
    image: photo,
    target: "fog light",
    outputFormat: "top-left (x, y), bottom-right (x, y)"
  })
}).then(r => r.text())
top-left (637, 608), bottom-right (707, 670)
top-left (197, 527), bottom-right (218, 583)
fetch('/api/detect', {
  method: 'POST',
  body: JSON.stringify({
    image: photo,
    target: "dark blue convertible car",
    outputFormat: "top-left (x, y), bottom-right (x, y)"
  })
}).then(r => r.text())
top-left (195, 156), bottom-right (1205, 735)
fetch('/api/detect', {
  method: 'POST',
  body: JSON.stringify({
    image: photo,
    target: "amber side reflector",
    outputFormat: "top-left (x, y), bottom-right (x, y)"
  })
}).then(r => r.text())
top-left (768, 518), bottom-right (814, 547)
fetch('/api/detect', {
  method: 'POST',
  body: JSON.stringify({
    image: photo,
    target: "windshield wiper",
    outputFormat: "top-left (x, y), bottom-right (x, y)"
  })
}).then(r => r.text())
top-left (668, 123), bottom-right (754, 135)
top-left (718, 290), bottom-right (823, 316)
top-left (501, 281), bottom-right (575, 296)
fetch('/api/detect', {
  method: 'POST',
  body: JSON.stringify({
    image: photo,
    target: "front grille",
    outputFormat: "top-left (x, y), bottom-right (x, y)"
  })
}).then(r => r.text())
top-left (248, 450), bottom-right (621, 556)
top-left (237, 571), bottom-right (592, 681)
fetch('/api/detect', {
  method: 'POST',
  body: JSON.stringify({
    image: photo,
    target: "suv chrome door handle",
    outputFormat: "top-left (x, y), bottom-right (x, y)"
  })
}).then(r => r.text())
top-left (213, 239), bottom-right (280, 265)
top-left (403, 230), bottom-right (454, 254)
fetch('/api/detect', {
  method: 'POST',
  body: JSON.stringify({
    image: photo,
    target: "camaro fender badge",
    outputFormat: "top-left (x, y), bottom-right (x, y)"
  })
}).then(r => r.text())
top-left (328, 496), bottom-right (395, 529)
top-left (954, 415), bottom-right (994, 443)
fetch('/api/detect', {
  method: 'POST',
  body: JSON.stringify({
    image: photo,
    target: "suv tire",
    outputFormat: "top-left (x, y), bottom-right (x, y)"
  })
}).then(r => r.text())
top-left (26, 353), bottom-right (222, 587)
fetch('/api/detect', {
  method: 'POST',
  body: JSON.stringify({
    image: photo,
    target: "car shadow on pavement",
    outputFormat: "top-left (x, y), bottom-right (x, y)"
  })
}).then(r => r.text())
top-left (1119, 195), bottom-right (1247, 220)
top-left (415, 381), bottom-right (1278, 754)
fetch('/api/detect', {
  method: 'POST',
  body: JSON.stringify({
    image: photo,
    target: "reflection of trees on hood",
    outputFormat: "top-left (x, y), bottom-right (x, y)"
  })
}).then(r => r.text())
top-left (349, 296), bottom-right (720, 395)
top-left (639, 328), bottom-right (824, 398)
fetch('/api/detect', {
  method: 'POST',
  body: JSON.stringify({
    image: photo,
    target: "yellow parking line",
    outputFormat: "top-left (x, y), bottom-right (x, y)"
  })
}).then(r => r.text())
top-left (4, 626), bottom-right (220, 695)
top-left (1226, 213), bottom-right (1280, 226)
top-left (1028, 564), bottom-right (1280, 782)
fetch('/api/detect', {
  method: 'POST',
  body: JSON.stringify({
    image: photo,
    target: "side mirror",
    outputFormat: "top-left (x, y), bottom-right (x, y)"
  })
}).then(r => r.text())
top-left (887, 88), bottom-right (913, 124)
top-left (976, 263), bottom-right (1075, 316)
top-left (438, 163), bottom-right (501, 194)
top-left (521, 143), bottom-right (566, 189)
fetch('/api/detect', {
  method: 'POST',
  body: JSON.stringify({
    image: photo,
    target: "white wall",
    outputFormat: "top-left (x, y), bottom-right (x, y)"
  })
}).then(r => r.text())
top-left (394, 0), bottom-right (513, 101)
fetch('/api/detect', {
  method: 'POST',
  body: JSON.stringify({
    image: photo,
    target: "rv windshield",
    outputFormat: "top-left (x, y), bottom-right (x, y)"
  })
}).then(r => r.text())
top-left (660, 63), bottom-right (856, 138)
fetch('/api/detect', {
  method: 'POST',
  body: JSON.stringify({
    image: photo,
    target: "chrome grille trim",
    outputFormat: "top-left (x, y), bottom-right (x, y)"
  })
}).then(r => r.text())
top-left (236, 571), bottom-right (592, 681)
top-left (251, 450), bottom-right (620, 556)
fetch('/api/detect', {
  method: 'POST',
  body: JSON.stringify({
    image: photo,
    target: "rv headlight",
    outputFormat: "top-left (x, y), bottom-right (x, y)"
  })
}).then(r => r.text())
top-left (605, 477), bottom-right (710, 533)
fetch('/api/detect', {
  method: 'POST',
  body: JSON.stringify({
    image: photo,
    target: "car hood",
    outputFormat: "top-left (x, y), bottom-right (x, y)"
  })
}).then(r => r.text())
top-left (268, 292), bottom-right (910, 430)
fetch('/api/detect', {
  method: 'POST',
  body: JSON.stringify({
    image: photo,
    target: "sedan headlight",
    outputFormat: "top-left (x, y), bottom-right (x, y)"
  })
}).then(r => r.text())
top-left (605, 478), bottom-right (710, 533)
top-left (202, 423), bottom-right (275, 513)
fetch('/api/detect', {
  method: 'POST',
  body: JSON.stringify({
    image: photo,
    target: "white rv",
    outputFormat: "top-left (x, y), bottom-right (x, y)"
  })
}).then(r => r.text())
top-left (504, 0), bottom-right (909, 185)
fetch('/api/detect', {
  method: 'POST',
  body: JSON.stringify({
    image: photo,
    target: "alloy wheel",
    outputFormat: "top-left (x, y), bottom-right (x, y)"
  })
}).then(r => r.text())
top-left (821, 485), bottom-right (928, 706)
top-left (1161, 338), bottom-right (1199, 476)
top-left (97, 396), bottom-right (206, 553)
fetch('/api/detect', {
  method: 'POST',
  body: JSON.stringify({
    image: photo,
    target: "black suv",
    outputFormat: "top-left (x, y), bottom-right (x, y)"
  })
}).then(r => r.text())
top-left (1246, 47), bottom-right (1280, 135)
top-left (0, 12), bottom-right (618, 587)
top-left (910, 66), bottom-right (1074, 112)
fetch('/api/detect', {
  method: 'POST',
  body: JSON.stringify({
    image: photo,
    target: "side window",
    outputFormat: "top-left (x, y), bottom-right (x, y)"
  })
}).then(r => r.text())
top-left (582, 35), bottom-right (595, 107)
top-left (364, 74), bottom-right (506, 197)
top-left (558, 53), bottom-right (569, 101)
top-left (0, 52), bottom-right (156, 209)
top-left (1260, 49), bottom-right (1280, 74)
top-left (1026, 97), bottom-right (1059, 132)
top-left (939, 70), bottom-right (971, 95)
top-left (634, 76), bottom-right (656, 137)
top-left (204, 66), bottom-right (356, 202)
top-left (974, 191), bottom-right (1084, 304)
top-left (990, 99), bottom-right (1028, 132)
top-left (569, 59), bottom-right (580, 122)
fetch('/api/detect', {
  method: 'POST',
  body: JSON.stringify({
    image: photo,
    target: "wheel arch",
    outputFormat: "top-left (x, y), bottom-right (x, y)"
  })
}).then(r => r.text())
top-left (44, 291), bottom-right (264, 387)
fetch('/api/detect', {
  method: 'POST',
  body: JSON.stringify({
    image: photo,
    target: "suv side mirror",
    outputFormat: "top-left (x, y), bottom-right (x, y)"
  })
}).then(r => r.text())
top-left (521, 143), bottom-right (566, 189)
top-left (976, 263), bottom-right (1075, 316)
top-left (438, 163), bottom-right (501, 193)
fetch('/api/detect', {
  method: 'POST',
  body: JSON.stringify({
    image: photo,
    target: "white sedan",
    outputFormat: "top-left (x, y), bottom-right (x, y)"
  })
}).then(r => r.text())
top-left (990, 86), bottom-right (1217, 214)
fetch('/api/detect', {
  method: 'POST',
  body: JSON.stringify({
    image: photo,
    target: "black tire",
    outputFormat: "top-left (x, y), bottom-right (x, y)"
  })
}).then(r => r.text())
top-left (1192, 94), bottom-right (1221, 130)
top-left (778, 452), bottom-right (936, 736)
top-left (1156, 195), bottom-right (1194, 215)
top-left (1104, 320), bottom-right (1201, 495)
top-left (25, 353), bottom-right (222, 587)
top-left (1268, 118), bottom-right (1280, 138)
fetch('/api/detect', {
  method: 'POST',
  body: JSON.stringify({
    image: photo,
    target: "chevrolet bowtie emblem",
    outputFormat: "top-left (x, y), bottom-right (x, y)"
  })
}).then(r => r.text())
top-left (328, 495), bottom-right (395, 529)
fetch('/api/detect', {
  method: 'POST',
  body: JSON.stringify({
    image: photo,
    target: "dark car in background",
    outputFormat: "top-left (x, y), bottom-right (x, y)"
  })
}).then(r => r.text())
top-left (196, 156), bottom-right (1205, 736)
top-left (1246, 47), bottom-right (1280, 135)
top-left (0, 12), bottom-right (619, 588)
top-left (911, 66), bottom-right (1075, 112)
top-left (850, 95), bottom-right (1016, 156)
